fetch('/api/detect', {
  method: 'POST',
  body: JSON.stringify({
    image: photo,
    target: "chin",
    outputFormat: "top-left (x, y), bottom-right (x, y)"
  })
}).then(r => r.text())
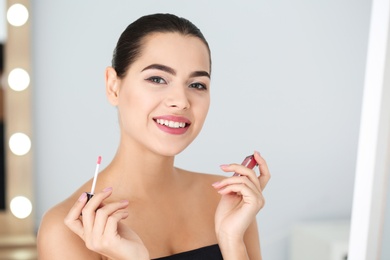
top-left (152, 142), bottom-right (192, 157)
top-left (159, 147), bottom-right (189, 157)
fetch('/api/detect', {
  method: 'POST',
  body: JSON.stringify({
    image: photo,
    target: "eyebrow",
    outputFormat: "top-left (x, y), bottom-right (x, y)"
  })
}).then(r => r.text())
top-left (141, 64), bottom-right (210, 78)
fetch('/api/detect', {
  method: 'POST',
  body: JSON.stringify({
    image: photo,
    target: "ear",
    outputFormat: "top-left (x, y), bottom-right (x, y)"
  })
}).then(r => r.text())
top-left (105, 67), bottom-right (120, 106)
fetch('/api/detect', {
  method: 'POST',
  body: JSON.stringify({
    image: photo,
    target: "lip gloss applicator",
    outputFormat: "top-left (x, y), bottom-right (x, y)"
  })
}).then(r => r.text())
top-left (233, 154), bottom-right (258, 176)
top-left (86, 156), bottom-right (102, 202)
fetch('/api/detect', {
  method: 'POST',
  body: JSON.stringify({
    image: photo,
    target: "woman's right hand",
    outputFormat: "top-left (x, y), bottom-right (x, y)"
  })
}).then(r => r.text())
top-left (64, 187), bottom-right (149, 260)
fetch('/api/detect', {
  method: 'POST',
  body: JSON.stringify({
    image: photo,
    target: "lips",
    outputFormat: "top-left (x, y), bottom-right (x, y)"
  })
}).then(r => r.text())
top-left (153, 115), bottom-right (191, 134)
top-left (155, 119), bottom-right (187, 128)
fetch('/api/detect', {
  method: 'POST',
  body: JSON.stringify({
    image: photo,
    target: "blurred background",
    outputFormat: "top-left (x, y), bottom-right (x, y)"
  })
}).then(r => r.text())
top-left (1, 0), bottom-right (389, 260)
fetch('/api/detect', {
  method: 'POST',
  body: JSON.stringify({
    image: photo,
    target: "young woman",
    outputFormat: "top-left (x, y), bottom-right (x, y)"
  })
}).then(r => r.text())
top-left (37, 13), bottom-right (270, 260)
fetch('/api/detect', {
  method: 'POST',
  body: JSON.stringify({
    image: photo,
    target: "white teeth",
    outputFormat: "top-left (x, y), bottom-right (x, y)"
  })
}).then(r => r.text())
top-left (156, 119), bottom-right (187, 128)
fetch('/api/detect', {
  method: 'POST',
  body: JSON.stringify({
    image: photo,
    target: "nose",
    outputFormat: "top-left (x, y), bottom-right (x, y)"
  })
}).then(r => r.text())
top-left (165, 86), bottom-right (190, 110)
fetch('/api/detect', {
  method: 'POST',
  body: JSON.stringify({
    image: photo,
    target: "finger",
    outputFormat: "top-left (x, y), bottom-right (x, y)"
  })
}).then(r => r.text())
top-left (103, 210), bottom-right (129, 237)
top-left (217, 182), bottom-right (257, 197)
top-left (217, 183), bottom-right (264, 209)
top-left (220, 164), bottom-right (260, 191)
top-left (213, 175), bottom-right (259, 194)
top-left (253, 151), bottom-right (271, 190)
top-left (93, 200), bottom-right (129, 236)
top-left (64, 192), bottom-right (88, 238)
top-left (82, 187), bottom-right (113, 234)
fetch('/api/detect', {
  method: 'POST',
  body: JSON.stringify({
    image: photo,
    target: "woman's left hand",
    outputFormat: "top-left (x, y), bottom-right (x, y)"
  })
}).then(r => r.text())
top-left (213, 151), bottom-right (270, 242)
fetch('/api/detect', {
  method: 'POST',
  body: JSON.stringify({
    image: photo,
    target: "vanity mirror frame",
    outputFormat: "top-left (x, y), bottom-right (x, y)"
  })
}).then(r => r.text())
top-left (348, 0), bottom-right (390, 258)
top-left (0, 0), bottom-right (34, 240)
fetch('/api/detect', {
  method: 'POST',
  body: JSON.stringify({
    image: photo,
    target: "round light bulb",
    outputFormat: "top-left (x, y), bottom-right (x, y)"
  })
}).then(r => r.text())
top-left (9, 133), bottom-right (31, 156)
top-left (10, 196), bottom-right (32, 219)
top-left (8, 68), bottom-right (30, 91)
top-left (7, 4), bottom-right (29, 27)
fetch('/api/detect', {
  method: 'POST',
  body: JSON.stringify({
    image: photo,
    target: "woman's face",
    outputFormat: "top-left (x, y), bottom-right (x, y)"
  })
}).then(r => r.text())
top-left (108, 32), bottom-right (211, 156)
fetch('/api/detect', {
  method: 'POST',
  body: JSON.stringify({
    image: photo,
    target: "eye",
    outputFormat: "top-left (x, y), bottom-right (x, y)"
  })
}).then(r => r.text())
top-left (189, 82), bottom-right (207, 91)
top-left (146, 76), bottom-right (167, 84)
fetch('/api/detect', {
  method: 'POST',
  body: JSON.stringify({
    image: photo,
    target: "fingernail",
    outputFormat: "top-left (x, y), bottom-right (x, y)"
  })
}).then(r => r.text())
top-left (103, 187), bottom-right (113, 192)
top-left (212, 181), bottom-right (220, 187)
top-left (220, 164), bottom-right (229, 168)
top-left (255, 150), bottom-right (261, 156)
top-left (217, 187), bottom-right (226, 194)
top-left (78, 192), bottom-right (87, 201)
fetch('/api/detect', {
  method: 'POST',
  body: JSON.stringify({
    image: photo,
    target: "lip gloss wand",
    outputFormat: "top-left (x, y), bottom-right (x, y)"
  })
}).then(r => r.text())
top-left (86, 156), bottom-right (102, 201)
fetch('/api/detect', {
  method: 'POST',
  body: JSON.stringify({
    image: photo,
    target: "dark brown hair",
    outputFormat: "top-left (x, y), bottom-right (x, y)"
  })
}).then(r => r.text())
top-left (112, 13), bottom-right (211, 78)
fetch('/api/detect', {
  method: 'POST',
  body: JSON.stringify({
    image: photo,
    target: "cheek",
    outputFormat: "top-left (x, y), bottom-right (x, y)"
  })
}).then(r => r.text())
top-left (119, 86), bottom-right (144, 108)
top-left (117, 88), bottom-right (142, 123)
top-left (194, 96), bottom-right (210, 122)
top-left (118, 88), bottom-right (160, 119)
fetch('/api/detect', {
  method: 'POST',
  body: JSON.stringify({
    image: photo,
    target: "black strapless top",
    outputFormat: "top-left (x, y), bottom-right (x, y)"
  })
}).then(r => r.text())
top-left (152, 244), bottom-right (223, 260)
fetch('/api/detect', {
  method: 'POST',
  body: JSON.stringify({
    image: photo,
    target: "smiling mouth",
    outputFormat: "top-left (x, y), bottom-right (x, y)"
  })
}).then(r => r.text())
top-left (155, 119), bottom-right (189, 128)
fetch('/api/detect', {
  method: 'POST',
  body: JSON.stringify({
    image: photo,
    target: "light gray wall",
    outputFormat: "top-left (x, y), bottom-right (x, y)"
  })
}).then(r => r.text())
top-left (31, 1), bottom-right (371, 259)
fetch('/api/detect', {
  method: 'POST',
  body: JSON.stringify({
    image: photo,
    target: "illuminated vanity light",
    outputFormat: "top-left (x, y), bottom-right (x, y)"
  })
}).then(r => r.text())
top-left (8, 68), bottom-right (30, 91)
top-left (9, 132), bottom-right (31, 156)
top-left (7, 4), bottom-right (29, 27)
top-left (10, 196), bottom-right (32, 219)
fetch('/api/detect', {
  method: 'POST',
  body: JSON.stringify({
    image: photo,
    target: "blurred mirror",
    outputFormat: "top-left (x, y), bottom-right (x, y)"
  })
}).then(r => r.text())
top-left (0, 0), bottom-right (6, 212)
top-left (0, 0), bottom-right (36, 259)
top-left (1, 1), bottom-right (389, 260)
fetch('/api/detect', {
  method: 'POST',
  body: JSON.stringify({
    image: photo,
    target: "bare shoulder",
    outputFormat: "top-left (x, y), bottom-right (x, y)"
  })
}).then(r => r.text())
top-left (178, 167), bottom-right (225, 187)
top-left (37, 194), bottom-right (99, 260)
top-left (191, 171), bottom-right (226, 184)
top-left (177, 168), bottom-right (226, 204)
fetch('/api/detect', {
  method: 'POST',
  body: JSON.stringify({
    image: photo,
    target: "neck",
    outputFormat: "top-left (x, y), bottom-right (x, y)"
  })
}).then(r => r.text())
top-left (97, 142), bottom-right (179, 198)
